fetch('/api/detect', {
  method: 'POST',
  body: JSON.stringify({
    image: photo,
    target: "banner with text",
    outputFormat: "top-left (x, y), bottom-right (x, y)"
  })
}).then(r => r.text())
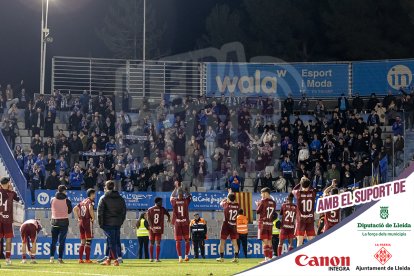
top-left (206, 63), bottom-right (349, 98)
top-left (30, 190), bottom-right (228, 211)
top-left (8, 238), bottom-right (297, 259)
top-left (238, 175), bottom-right (414, 275)
top-left (353, 60), bottom-right (414, 95)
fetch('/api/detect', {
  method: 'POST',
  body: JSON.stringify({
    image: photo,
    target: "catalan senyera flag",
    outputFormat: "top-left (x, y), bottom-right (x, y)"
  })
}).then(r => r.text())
top-left (235, 192), bottom-right (253, 223)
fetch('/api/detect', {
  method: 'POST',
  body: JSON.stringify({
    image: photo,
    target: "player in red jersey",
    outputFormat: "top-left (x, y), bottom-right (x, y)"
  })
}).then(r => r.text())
top-left (147, 197), bottom-right (171, 262)
top-left (216, 189), bottom-right (240, 263)
top-left (170, 181), bottom-right (192, 263)
top-left (20, 219), bottom-right (42, 264)
top-left (74, 188), bottom-right (96, 264)
top-left (0, 177), bottom-right (20, 266)
top-left (278, 193), bottom-right (296, 256)
top-left (292, 177), bottom-right (316, 246)
top-left (323, 180), bottom-right (341, 232)
top-left (255, 187), bottom-right (276, 263)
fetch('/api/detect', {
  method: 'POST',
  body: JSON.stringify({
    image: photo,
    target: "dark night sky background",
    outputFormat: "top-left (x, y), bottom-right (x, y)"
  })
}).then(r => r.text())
top-left (0, 0), bottom-right (223, 94)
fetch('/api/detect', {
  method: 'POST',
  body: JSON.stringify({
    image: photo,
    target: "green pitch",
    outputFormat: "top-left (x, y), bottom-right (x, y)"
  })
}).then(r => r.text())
top-left (0, 259), bottom-right (261, 276)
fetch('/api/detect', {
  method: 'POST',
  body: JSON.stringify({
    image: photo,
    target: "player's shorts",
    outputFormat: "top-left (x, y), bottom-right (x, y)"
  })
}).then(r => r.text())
top-left (0, 222), bottom-right (14, 239)
top-left (174, 223), bottom-right (190, 240)
top-left (80, 220), bottom-right (94, 240)
top-left (280, 228), bottom-right (295, 240)
top-left (20, 224), bottom-right (37, 243)
top-left (220, 223), bottom-right (238, 240)
top-left (295, 221), bottom-right (316, 237)
top-left (257, 227), bottom-right (272, 241)
top-left (149, 231), bottom-right (162, 241)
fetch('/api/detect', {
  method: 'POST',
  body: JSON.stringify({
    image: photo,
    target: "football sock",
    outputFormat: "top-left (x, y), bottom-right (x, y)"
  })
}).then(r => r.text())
top-left (265, 245), bottom-right (271, 258)
top-left (176, 241), bottom-right (182, 257)
top-left (6, 251), bottom-right (11, 259)
top-left (156, 245), bottom-right (160, 260)
top-left (149, 244), bottom-right (154, 259)
top-left (288, 246), bottom-right (294, 251)
top-left (30, 254), bottom-right (35, 260)
top-left (185, 241), bottom-right (190, 256)
top-left (235, 252), bottom-right (239, 258)
top-left (220, 252), bottom-right (224, 258)
top-left (85, 245), bottom-right (91, 260)
top-left (22, 255), bottom-right (27, 260)
top-left (277, 245), bottom-right (283, 256)
top-left (79, 245), bottom-right (85, 260)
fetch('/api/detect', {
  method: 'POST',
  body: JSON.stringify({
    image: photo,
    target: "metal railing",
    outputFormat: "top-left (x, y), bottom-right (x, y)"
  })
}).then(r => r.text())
top-left (52, 56), bottom-right (203, 100)
top-left (0, 131), bottom-right (27, 205)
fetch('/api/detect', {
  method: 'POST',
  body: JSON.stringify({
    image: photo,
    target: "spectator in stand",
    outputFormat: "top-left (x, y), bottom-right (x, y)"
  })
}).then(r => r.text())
top-left (28, 164), bottom-right (43, 204)
top-left (280, 155), bottom-right (295, 192)
top-left (382, 90), bottom-right (396, 109)
top-left (120, 111), bottom-right (132, 134)
top-left (46, 170), bottom-right (59, 190)
top-left (352, 93), bottom-right (364, 113)
top-left (44, 111), bottom-right (55, 138)
top-left (367, 110), bottom-right (380, 126)
top-left (69, 164), bottom-right (83, 190)
top-left (392, 116), bottom-right (404, 138)
top-left (56, 155), bottom-right (68, 173)
top-left (194, 154), bottom-right (207, 190)
top-left (31, 108), bottom-right (44, 137)
top-left (366, 93), bottom-right (380, 111)
top-left (204, 126), bottom-right (216, 158)
top-left (337, 94), bottom-right (349, 117)
top-left (14, 145), bottom-right (25, 171)
top-left (394, 134), bottom-right (405, 165)
top-left (68, 133), bottom-right (83, 167)
top-left (283, 95), bottom-right (294, 117)
top-left (228, 170), bottom-right (242, 192)
top-left (31, 134), bottom-right (43, 155)
top-left (402, 93), bottom-right (414, 131)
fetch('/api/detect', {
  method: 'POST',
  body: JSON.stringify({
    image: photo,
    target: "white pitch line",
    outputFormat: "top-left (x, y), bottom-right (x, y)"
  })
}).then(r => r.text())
top-left (0, 269), bottom-right (129, 276)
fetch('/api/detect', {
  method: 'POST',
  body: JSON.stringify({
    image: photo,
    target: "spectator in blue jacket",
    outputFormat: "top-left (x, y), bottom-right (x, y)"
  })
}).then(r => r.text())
top-left (69, 165), bottom-right (83, 190)
top-left (310, 134), bottom-right (322, 151)
top-left (105, 137), bottom-right (117, 153)
top-left (392, 116), bottom-right (404, 137)
top-left (280, 155), bottom-right (295, 192)
top-left (228, 170), bottom-right (242, 192)
top-left (56, 155), bottom-right (68, 173)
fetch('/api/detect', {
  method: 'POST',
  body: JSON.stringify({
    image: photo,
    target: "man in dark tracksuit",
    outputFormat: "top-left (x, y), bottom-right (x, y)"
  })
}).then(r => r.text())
top-left (98, 181), bottom-right (126, 266)
top-left (190, 213), bottom-right (207, 259)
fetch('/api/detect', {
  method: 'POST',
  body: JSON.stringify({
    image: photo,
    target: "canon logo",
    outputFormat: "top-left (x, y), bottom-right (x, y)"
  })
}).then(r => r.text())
top-left (295, 254), bottom-right (351, 267)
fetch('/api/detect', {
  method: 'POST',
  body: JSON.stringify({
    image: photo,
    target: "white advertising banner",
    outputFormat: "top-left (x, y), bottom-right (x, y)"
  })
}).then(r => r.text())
top-left (238, 174), bottom-right (414, 276)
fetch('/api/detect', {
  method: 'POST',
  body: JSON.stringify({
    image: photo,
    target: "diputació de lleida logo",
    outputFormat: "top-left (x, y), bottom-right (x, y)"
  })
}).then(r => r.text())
top-left (380, 206), bottom-right (389, 220)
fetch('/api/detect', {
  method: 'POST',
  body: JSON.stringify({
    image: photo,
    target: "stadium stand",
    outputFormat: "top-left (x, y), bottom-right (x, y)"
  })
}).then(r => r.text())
top-left (1, 80), bottom-right (414, 239)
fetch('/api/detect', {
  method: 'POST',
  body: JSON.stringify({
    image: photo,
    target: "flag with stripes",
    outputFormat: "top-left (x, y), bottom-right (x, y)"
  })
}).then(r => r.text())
top-left (235, 192), bottom-right (253, 223)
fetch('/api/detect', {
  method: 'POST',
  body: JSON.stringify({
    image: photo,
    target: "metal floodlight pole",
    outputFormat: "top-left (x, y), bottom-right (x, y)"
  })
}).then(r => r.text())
top-left (142, 0), bottom-right (146, 98)
top-left (40, 0), bottom-right (44, 95)
top-left (40, 0), bottom-right (50, 95)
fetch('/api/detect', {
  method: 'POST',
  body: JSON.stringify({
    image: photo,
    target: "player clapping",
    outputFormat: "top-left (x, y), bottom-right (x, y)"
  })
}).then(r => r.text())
top-left (73, 189), bottom-right (96, 264)
top-left (255, 187), bottom-right (276, 263)
top-left (147, 197), bottom-right (171, 262)
top-left (216, 189), bottom-right (240, 263)
top-left (278, 193), bottom-right (296, 256)
top-left (292, 177), bottom-right (316, 246)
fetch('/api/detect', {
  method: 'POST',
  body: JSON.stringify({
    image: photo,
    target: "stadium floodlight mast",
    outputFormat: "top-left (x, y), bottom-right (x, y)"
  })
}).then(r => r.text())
top-left (142, 0), bottom-right (146, 97)
top-left (40, 0), bottom-right (53, 95)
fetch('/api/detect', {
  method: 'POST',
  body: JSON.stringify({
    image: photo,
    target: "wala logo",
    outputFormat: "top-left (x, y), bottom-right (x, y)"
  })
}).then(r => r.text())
top-left (295, 254), bottom-right (351, 271)
top-left (374, 247), bottom-right (392, 265)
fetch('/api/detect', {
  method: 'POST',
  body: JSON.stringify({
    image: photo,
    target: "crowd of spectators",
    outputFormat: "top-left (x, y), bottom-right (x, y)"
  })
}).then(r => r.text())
top-left (1, 80), bottom-right (412, 203)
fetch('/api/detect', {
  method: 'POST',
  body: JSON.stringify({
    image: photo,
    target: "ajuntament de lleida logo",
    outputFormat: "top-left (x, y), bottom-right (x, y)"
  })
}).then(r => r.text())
top-left (380, 206), bottom-right (389, 219)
